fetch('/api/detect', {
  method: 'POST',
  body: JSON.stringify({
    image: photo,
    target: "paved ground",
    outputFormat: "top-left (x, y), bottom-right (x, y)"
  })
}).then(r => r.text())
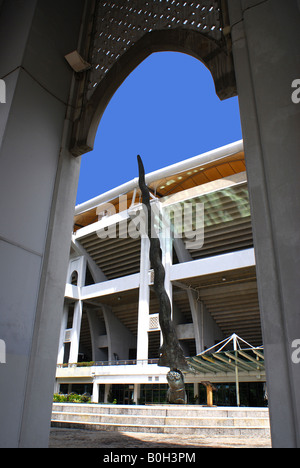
top-left (49, 427), bottom-right (271, 449)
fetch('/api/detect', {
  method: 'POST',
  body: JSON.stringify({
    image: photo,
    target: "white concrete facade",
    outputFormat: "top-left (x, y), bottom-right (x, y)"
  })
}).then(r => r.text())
top-left (55, 147), bottom-right (263, 405)
top-left (0, 0), bottom-right (85, 448)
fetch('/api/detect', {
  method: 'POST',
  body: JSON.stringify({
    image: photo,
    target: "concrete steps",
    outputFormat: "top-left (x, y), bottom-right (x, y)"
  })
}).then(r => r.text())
top-left (51, 404), bottom-right (270, 437)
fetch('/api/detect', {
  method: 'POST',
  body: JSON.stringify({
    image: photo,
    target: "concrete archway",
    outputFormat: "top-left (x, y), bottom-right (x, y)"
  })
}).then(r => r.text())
top-left (0, 0), bottom-right (299, 449)
top-left (71, 26), bottom-right (236, 156)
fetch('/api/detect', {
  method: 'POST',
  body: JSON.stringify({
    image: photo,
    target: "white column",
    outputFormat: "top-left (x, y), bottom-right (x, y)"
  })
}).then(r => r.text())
top-left (67, 253), bottom-right (86, 364)
top-left (57, 303), bottom-right (69, 365)
top-left (92, 381), bottom-right (99, 403)
top-left (228, 0), bottom-right (300, 448)
top-left (161, 214), bottom-right (173, 308)
top-left (53, 380), bottom-right (60, 394)
top-left (187, 290), bottom-right (203, 354)
top-left (104, 384), bottom-right (110, 403)
top-left (133, 384), bottom-right (141, 404)
top-left (136, 236), bottom-right (150, 361)
top-left (69, 300), bottom-right (82, 364)
top-left (193, 383), bottom-right (198, 402)
top-left (160, 210), bottom-right (173, 348)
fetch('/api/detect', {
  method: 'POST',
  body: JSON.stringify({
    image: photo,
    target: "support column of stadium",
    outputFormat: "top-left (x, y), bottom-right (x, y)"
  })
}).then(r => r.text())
top-left (57, 303), bottom-right (69, 365)
top-left (70, 238), bottom-right (110, 364)
top-left (71, 236), bottom-right (108, 283)
top-left (228, 0), bottom-right (300, 447)
top-left (69, 301), bottom-right (83, 364)
top-left (92, 380), bottom-right (98, 403)
top-left (173, 238), bottom-right (203, 353)
top-left (66, 255), bottom-right (86, 365)
top-left (86, 306), bottom-right (108, 363)
top-left (102, 304), bottom-right (136, 362)
top-left (137, 235), bottom-right (151, 361)
top-left (173, 238), bottom-right (223, 353)
top-left (159, 203), bottom-right (173, 351)
top-left (61, 238), bottom-right (110, 365)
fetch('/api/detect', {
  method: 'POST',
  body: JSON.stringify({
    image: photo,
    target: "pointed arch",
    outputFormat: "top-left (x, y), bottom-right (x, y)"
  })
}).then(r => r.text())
top-left (71, 28), bottom-right (236, 156)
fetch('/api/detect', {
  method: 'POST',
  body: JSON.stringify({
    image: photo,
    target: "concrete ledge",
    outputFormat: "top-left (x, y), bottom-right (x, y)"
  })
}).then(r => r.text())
top-left (51, 420), bottom-right (271, 437)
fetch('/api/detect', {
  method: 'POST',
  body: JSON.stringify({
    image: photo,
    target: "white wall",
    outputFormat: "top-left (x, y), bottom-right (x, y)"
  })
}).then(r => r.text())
top-left (0, 0), bottom-right (85, 448)
top-left (229, 0), bottom-right (300, 448)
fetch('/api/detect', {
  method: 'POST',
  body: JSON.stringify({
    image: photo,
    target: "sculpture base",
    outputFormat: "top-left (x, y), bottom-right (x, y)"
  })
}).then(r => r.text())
top-left (166, 370), bottom-right (187, 405)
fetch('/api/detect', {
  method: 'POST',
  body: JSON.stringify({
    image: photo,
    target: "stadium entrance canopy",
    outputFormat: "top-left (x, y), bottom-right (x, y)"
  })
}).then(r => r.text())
top-left (188, 334), bottom-right (265, 407)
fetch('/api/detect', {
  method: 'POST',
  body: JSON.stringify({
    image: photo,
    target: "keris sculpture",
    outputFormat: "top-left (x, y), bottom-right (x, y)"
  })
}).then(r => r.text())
top-left (137, 155), bottom-right (191, 403)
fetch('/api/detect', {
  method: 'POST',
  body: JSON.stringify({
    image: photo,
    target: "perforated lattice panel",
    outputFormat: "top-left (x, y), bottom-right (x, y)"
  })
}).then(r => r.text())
top-left (149, 314), bottom-right (160, 331)
top-left (70, 0), bottom-right (235, 156)
top-left (88, 0), bottom-right (223, 99)
top-left (64, 329), bottom-right (73, 343)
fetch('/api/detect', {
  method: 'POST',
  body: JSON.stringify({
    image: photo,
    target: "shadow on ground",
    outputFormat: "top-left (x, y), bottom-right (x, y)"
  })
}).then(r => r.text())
top-left (49, 427), bottom-right (271, 449)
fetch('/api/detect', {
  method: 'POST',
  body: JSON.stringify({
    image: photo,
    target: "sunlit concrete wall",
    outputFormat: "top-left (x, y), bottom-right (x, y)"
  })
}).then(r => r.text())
top-left (228, 0), bottom-right (300, 448)
top-left (0, 0), bottom-right (85, 448)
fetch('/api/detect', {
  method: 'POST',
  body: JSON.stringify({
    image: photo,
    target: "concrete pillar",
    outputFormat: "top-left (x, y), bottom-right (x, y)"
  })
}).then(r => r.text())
top-left (133, 384), bottom-right (141, 404)
top-left (160, 213), bottom-right (173, 349)
top-left (69, 300), bottom-right (83, 364)
top-left (173, 238), bottom-right (202, 353)
top-left (53, 381), bottom-right (60, 394)
top-left (160, 211), bottom-right (173, 308)
top-left (92, 381), bottom-right (99, 403)
top-left (0, 0), bottom-right (85, 447)
top-left (187, 291), bottom-right (203, 354)
top-left (206, 385), bottom-right (213, 407)
top-left (104, 384), bottom-right (110, 404)
top-left (87, 308), bottom-right (108, 362)
top-left (228, 0), bottom-right (300, 447)
top-left (173, 238), bottom-right (223, 352)
top-left (137, 236), bottom-right (150, 361)
top-left (103, 305), bottom-right (136, 361)
top-left (57, 303), bottom-right (69, 365)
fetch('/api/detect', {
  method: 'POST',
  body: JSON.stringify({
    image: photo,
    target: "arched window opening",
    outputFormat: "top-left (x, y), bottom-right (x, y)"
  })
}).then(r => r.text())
top-left (70, 270), bottom-right (78, 286)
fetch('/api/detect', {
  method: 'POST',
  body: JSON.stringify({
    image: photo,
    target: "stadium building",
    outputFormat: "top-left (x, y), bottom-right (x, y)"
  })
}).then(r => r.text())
top-left (55, 140), bottom-right (267, 407)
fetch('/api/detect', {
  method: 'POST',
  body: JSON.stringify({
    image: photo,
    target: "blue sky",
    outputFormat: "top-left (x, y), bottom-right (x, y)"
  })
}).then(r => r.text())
top-left (76, 52), bottom-right (242, 205)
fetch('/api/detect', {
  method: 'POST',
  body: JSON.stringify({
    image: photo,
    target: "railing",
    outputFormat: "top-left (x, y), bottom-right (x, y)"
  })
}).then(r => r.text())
top-left (57, 358), bottom-right (159, 368)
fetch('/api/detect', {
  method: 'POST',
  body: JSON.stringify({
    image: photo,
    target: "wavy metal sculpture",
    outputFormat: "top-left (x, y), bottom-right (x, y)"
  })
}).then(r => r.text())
top-left (137, 155), bottom-right (190, 374)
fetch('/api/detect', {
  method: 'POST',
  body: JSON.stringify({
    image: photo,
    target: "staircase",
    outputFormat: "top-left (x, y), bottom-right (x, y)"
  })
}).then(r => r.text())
top-left (52, 404), bottom-right (270, 437)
